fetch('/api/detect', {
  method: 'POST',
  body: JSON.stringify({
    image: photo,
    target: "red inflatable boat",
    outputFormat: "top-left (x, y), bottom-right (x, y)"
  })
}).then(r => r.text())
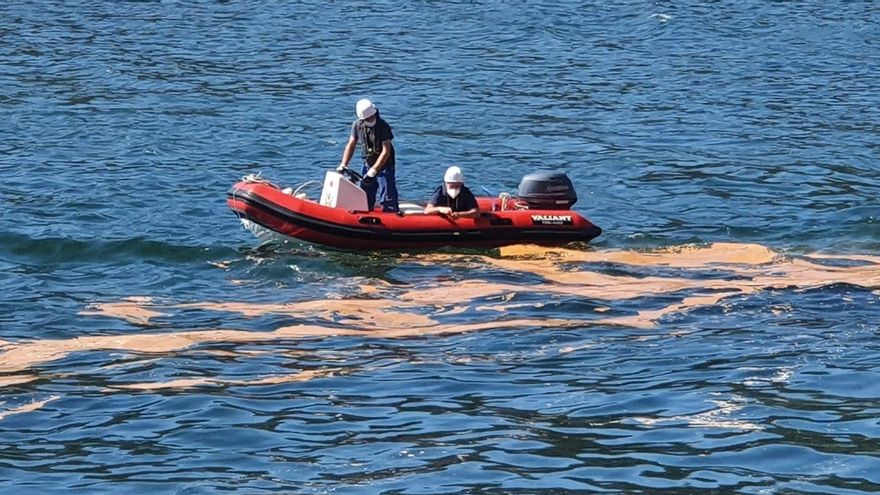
top-left (227, 170), bottom-right (601, 250)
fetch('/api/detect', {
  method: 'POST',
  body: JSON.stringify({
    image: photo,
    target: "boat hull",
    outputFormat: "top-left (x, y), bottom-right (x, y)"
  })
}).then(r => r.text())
top-left (227, 181), bottom-right (601, 250)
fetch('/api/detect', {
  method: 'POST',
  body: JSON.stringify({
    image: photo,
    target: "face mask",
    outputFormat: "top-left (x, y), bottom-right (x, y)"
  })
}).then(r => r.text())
top-left (447, 187), bottom-right (461, 199)
top-left (363, 117), bottom-right (376, 127)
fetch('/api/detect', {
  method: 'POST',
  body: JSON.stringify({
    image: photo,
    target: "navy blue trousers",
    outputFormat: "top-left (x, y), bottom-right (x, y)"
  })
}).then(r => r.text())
top-left (361, 165), bottom-right (399, 212)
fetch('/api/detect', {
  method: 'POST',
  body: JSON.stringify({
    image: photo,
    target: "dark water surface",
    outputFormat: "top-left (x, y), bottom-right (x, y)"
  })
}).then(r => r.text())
top-left (2, 1), bottom-right (880, 493)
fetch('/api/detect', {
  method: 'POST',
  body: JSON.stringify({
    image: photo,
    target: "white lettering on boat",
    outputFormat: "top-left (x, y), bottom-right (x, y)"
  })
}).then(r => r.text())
top-left (531, 214), bottom-right (573, 225)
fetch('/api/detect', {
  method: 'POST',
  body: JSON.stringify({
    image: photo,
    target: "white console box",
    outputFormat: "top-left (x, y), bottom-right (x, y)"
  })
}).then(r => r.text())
top-left (319, 171), bottom-right (369, 211)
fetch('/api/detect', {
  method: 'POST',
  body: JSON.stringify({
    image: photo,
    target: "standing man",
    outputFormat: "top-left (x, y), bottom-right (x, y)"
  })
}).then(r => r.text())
top-left (337, 98), bottom-right (399, 212)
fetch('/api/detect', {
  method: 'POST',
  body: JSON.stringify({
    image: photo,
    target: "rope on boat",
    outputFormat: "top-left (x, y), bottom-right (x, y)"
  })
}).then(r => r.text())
top-left (499, 192), bottom-right (511, 211)
top-left (230, 172), bottom-right (279, 221)
top-left (292, 180), bottom-right (320, 198)
top-left (240, 171), bottom-right (278, 187)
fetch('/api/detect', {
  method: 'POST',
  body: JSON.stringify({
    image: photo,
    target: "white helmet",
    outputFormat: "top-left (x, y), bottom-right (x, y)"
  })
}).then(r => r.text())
top-left (444, 166), bottom-right (464, 183)
top-left (356, 98), bottom-right (377, 120)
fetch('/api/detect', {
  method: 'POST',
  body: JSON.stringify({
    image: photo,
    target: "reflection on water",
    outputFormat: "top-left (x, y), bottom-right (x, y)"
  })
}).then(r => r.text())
top-left (0, 395), bottom-right (59, 421)
top-left (631, 396), bottom-right (762, 430)
top-left (109, 369), bottom-right (336, 391)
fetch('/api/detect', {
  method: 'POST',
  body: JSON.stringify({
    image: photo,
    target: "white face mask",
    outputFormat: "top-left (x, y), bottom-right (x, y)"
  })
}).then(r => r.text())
top-left (363, 117), bottom-right (376, 127)
top-left (446, 186), bottom-right (461, 199)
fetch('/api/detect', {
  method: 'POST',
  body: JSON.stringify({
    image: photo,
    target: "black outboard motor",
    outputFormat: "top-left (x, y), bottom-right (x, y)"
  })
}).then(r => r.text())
top-left (516, 171), bottom-right (577, 210)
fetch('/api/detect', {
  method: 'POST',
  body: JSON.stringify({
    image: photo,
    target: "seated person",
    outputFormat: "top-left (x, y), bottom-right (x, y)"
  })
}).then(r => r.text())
top-left (424, 166), bottom-right (480, 219)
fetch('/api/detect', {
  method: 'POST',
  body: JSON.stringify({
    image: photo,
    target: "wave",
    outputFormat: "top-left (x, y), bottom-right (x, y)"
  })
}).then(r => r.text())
top-left (0, 230), bottom-right (240, 265)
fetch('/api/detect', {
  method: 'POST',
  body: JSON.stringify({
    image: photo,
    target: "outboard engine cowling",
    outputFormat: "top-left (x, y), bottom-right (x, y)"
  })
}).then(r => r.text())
top-left (517, 171), bottom-right (577, 210)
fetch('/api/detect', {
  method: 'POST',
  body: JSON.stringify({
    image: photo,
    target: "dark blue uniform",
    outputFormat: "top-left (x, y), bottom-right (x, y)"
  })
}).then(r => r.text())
top-left (429, 185), bottom-right (478, 212)
top-left (350, 114), bottom-right (398, 212)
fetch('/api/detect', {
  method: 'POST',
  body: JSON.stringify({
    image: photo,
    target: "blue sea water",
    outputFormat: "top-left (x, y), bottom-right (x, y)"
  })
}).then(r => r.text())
top-left (2, 1), bottom-right (880, 493)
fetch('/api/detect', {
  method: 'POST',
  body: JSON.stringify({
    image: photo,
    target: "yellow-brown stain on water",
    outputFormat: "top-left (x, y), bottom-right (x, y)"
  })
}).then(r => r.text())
top-left (3, 243), bottom-right (879, 397)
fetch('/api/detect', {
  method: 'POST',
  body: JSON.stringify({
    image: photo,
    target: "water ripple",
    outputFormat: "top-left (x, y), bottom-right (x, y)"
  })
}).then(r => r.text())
top-left (3, 0), bottom-right (880, 493)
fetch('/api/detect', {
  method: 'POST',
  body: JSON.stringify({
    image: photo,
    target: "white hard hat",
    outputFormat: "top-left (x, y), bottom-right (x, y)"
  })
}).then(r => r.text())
top-left (444, 166), bottom-right (464, 183)
top-left (356, 99), bottom-right (377, 120)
